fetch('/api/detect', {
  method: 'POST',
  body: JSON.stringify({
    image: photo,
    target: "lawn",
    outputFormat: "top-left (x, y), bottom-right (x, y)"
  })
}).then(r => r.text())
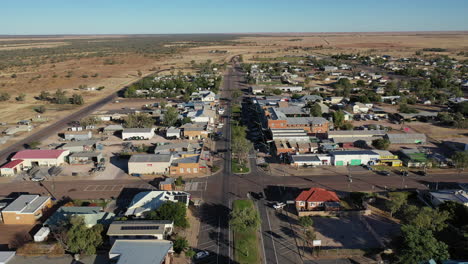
top-left (232, 159), bottom-right (250, 173)
top-left (232, 199), bottom-right (260, 264)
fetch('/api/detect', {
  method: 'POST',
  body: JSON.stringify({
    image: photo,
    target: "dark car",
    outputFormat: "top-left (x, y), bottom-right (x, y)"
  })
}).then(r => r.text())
top-left (401, 171), bottom-right (409, 177)
top-left (378, 170), bottom-right (390, 176)
top-left (417, 171), bottom-right (427, 176)
top-left (362, 165), bottom-right (373, 170)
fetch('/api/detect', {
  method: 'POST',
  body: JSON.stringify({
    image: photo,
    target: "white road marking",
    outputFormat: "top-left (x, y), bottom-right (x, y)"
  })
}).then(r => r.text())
top-left (256, 202), bottom-right (268, 264)
top-left (217, 217), bottom-right (220, 264)
top-left (265, 206), bottom-right (279, 264)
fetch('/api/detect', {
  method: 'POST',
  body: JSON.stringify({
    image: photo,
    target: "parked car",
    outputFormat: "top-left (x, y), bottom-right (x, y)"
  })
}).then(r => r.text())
top-left (378, 170), bottom-right (390, 176)
top-left (195, 251), bottom-right (210, 260)
top-left (416, 171), bottom-right (427, 176)
top-left (362, 165), bottom-right (373, 170)
top-left (401, 171), bottom-right (409, 177)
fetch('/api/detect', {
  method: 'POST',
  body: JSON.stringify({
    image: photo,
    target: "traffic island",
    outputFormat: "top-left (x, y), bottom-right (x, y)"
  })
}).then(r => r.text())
top-left (231, 199), bottom-right (261, 264)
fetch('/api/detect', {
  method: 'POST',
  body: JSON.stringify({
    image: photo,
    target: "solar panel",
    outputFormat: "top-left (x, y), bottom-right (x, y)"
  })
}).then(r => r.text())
top-left (121, 226), bottom-right (160, 230)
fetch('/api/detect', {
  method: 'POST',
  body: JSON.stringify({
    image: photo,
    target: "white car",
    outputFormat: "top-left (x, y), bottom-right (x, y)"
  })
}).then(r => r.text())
top-left (195, 250), bottom-right (210, 260)
top-left (31, 176), bottom-right (45, 182)
top-left (273, 202), bottom-right (286, 210)
top-left (217, 123), bottom-right (224, 128)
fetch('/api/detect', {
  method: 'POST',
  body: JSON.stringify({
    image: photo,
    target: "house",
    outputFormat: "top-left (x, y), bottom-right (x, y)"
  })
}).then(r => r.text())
top-left (290, 154), bottom-right (331, 167)
top-left (374, 87), bottom-right (385, 94)
top-left (128, 154), bottom-right (173, 175)
top-left (331, 150), bottom-right (380, 166)
top-left (63, 130), bottom-right (92, 141)
top-left (295, 187), bottom-right (341, 212)
top-left (61, 140), bottom-right (97, 153)
top-left (181, 123), bottom-right (209, 140)
top-left (103, 124), bottom-right (124, 135)
top-left (0, 160), bottom-right (25, 176)
top-left (186, 108), bottom-right (216, 124)
top-left (68, 152), bottom-right (103, 164)
top-left (107, 220), bottom-right (174, 244)
top-left (9, 149), bottom-right (69, 168)
top-left (3, 125), bottom-right (32, 135)
top-left (44, 206), bottom-right (114, 228)
top-left (399, 149), bottom-right (428, 168)
top-left (159, 178), bottom-right (175, 191)
top-left (169, 155), bottom-right (207, 176)
top-left (250, 86), bottom-right (265, 95)
top-left (165, 127), bottom-right (181, 139)
top-left (122, 128), bottom-right (155, 140)
top-left (428, 190), bottom-right (468, 207)
top-left (1, 195), bottom-right (52, 225)
top-left (323, 66), bottom-right (338, 72)
top-left (352, 102), bottom-right (370, 114)
top-left (109, 240), bottom-right (173, 264)
top-left (191, 91), bottom-right (216, 102)
top-left (385, 133), bottom-right (426, 144)
top-left (274, 86), bottom-right (303, 93)
top-left (125, 191), bottom-right (189, 217)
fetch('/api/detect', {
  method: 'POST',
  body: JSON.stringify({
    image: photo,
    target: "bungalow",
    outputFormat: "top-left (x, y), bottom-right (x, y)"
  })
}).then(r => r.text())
top-left (122, 128), bottom-right (155, 140)
top-left (109, 240), bottom-right (173, 264)
top-left (331, 150), bottom-right (380, 166)
top-left (63, 130), bottom-right (92, 141)
top-left (428, 190), bottom-right (468, 207)
top-left (44, 206), bottom-right (115, 228)
top-left (1, 195), bottom-right (52, 225)
top-left (125, 191), bottom-right (189, 217)
top-left (295, 187), bottom-right (341, 212)
top-left (9, 149), bottom-right (69, 168)
top-left (166, 127), bottom-right (181, 139)
top-left (169, 155), bottom-right (207, 176)
top-left (128, 154), bottom-right (173, 175)
top-left (0, 159), bottom-right (25, 176)
top-left (107, 220), bottom-right (174, 245)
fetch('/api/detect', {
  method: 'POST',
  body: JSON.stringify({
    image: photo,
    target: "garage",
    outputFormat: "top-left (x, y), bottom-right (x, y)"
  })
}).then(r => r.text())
top-left (350, 159), bottom-right (361, 166)
top-left (336, 161), bottom-right (344, 166)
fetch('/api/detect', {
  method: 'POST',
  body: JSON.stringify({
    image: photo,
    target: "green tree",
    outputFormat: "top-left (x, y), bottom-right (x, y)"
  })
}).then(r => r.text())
top-left (452, 151), bottom-right (468, 170)
top-left (124, 113), bottom-right (154, 128)
top-left (438, 201), bottom-right (468, 228)
top-left (397, 225), bottom-right (449, 264)
top-left (175, 176), bottom-right (183, 186)
top-left (80, 116), bottom-right (100, 127)
top-left (399, 103), bottom-right (418, 114)
top-left (137, 70), bottom-right (142, 77)
top-left (53, 216), bottom-right (104, 255)
top-left (272, 89), bottom-right (282, 95)
top-left (54, 89), bottom-right (68, 104)
top-left (16, 93), bottom-right (26, 101)
top-left (124, 85), bottom-right (137, 98)
top-left (34, 105), bottom-right (46, 114)
top-left (403, 206), bottom-right (449, 232)
top-left (299, 216), bottom-right (313, 229)
top-left (232, 90), bottom-right (242, 99)
top-left (72, 94), bottom-right (84, 105)
top-left (144, 201), bottom-right (189, 228)
top-left (332, 110), bottom-right (345, 128)
top-left (0, 92), bottom-right (11, 101)
top-left (372, 138), bottom-right (391, 150)
top-left (386, 192), bottom-right (408, 217)
top-left (38, 91), bottom-right (50, 101)
top-left (231, 136), bottom-right (252, 165)
top-left (173, 236), bottom-right (188, 254)
top-left (309, 103), bottom-right (322, 117)
top-left (185, 249), bottom-right (196, 259)
top-left (341, 122), bottom-right (354, 130)
top-left (163, 107), bottom-right (179, 127)
top-left (229, 203), bottom-right (260, 232)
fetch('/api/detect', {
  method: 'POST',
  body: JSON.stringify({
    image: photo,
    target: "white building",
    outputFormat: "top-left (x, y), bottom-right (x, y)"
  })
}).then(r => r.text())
top-left (331, 150), bottom-right (380, 166)
top-left (429, 190), bottom-right (468, 207)
top-left (8, 149), bottom-right (69, 168)
top-left (128, 154), bottom-right (172, 175)
top-left (166, 127), bottom-right (181, 139)
top-left (125, 191), bottom-right (190, 217)
top-left (122, 128), bottom-right (155, 140)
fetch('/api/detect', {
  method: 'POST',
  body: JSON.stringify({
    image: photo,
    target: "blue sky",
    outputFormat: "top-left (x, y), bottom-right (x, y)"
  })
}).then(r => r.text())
top-left (2, 0), bottom-right (468, 34)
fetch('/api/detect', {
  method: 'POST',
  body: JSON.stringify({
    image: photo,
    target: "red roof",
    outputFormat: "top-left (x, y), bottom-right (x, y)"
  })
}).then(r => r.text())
top-left (1, 159), bottom-right (24, 169)
top-left (12, 149), bottom-right (67, 160)
top-left (295, 188), bottom-right (340, 203)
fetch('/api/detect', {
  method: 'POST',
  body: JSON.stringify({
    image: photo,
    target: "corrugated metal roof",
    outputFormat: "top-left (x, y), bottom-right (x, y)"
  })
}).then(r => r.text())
top-left (2, 195), bottom-right (50, 213)
top-left (12, 149), bottom-right (67, 160)
top-left (110, 240), bottom-right (173, 264)
top-left (129, 154), bottom-right (172, 163)
top-left (1, 159), bottom-right (24, 169)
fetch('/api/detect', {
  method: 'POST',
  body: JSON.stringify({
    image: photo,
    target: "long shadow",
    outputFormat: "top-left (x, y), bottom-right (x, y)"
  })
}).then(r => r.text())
top-left (115, 187), bottom-right (154, 210)
top-left (197, 202), bottom-right (230, 229)
top-left (191, 247), bottom-right (238, 264)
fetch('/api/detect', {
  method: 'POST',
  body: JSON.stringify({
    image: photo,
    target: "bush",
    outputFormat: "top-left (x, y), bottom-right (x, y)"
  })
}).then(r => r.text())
top-left (173, 236), bottom-right (188, 254)
top-left (34, 106), bottom-right (46, 113)
top-left (175, 176), bottom-right (183, 186)
top-left (0, 92), bottom-right (11, 101)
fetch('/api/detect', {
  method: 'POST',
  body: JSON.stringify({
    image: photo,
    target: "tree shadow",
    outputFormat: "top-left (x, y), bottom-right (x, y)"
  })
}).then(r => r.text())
top-left (9, 231), bottom-right (31, 250)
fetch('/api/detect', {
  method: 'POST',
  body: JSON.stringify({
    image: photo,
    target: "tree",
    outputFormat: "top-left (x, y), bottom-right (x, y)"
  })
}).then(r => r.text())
top-left (185, 249), bottom-right (195, 259)
top-left (399, 103), bottom-right (418, 114)
top-left (16, 93), bottom-right (26, 101)
top-left (438, 201), bottom-right (468, 228)
top-left (72, 94), bottom-right (84, 105)
top-left (299, 216), bottom-right (313, 229)
top-left (80, 116), bottom-right (100, 127)
top-left (163, 107), bottom-right (179, 127)
top-left (173, 236), bottom-right (188, 254)
top-left (231, 136), bottom-right (252, 165)
top-left (0, 92), bottom-right (10, 101)
top-left (124, 85), bottom-right (137, 98)
top-left (332, 110), bottom-right (345, 128)
top-left (309, 103), bottom-right (322, 117)
top-left (272, 89), bottom-right (282, 95)
top-left (26, 141), bottom-right (41, 149)
top-left (144, 201), bottom-right (189, 228)
top-left (341, 122), bottom-right (354, 130)
top-left (396, 225), bottom-right (449, 264)
top-left (452, 151), bottom-right (468, 170)
top-left (52, 216), bottom-right (103, 255)
top-left (38, 91), bottom-right (50, 101)
top-left (229, 204), bottom-right (260, 232)
top-left (175, 176), bottom-right (183, 186)
top-left (386, 192), bottom-right (408, 217)
top-left (403, 206), bottom-right (449, 232)
top-left (54, 89), bottom-right (68, 104)
top-left (124, 113), bottom-right (154, 128)
top-left (372, 138), bottom-right (391, 150)
top-left (34, 105), bottom-right (46, 114)
top-left (232, 90), bottom-right (242, 99)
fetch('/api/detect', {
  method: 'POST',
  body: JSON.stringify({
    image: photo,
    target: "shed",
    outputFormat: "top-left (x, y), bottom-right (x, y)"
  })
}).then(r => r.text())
top-left (128, 154), bottom-right (172, 175)
top-left (385, 133), bottom-right (426, 144)
top-left (61, 140), bottom-right (97, 153)
top-left (34, 227), bottom-right (50, 242)
top-left (122, 128), bottom-right (155, 140)
top-left (166, 127), bottom-right (181, 139)
top-left (69, 152), bottom-right (103, 164)
top-left (63, 130), bottom-right (92, 141)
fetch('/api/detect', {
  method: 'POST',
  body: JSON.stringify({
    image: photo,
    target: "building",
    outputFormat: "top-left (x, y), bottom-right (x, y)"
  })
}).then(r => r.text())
top-left (328, 130), bottom-right (386, 139)
top-left (9, 149), bottom-right (69, 169)
top-left (191, 91), bottom-right (216, 102)
top-left (128, 154), bottom-right (173, 175)
top-left (352, 102), bottom-right (371, 114)
top-left (122, 128), bottom-right (155, 140)
top-left (103, 124), bottom-right (124, 135)
top-left (159, 178), bottom-right (175, 191)
top-left (109, 240), bottom-right (173, 264)
top-left (61, 140), bottom-right (97, 153)
top-left (0, 252), bottom-right (15, 264)
top-left (68, 152), bottom-right (103, 164)
top-left (331, 150), bottom-right (380, 166)
top-left (428, 190), bottom-right (468, 207)
top-left (1, 195), bottom-right (52, 225)
top-left (63, 130), bottom-right (92, 141)
top-left (165, 127), bottom-right (181, 139)
top-left (3, 125), bottom-right (32, 135)
top-left (267, 108), bottom-right (329, 135)
top-left (125, 191), bottom-right (189, 217)
top-left (250, 86), bottom-right (265, 95)
top-left (0, 160), bottom-right (25, 176)
top-left (372, 150), bottom-right (402, 167)
top-left (169, 155), bottom-right (207, 176)
top-left (290, 154), bottom-right (331, 167)
top-left (295, 187), bottom-right (341, 212)
top-left (385, 133), bottom-right (426, 144)
top-left (44, 206), bottom-right (114, 228)
top-left (399, 149), bottom-right (428, 168)
top-left (274, 86), bottom-right (303, 92)
top-left (182, 125), bottom-right (209, 140)
top-left (107, 220), bottom-right (174, 244)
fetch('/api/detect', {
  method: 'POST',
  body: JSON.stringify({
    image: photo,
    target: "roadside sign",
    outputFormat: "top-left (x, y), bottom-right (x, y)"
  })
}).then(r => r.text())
top-left (312, 240), bottom-right (322, 247)
top-left (286, 200), bottom-right (294, 204)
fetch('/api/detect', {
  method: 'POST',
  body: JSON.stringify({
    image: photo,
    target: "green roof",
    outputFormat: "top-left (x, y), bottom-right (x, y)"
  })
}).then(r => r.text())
top-left (44, 206), bottom-right (115, 227)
